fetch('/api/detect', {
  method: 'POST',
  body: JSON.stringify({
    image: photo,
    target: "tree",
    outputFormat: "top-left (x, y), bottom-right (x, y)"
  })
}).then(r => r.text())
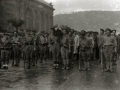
top-left (8, 18), bottom-right (24, 33)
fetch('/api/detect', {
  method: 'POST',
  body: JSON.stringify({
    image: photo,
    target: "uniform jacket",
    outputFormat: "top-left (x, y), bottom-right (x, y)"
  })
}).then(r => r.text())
top-left (79, 37), bottom-right (92, 51)
top-left (103, 35), bottom-right (117, 47)
top-left (74, 35), bottom-right (79, 53)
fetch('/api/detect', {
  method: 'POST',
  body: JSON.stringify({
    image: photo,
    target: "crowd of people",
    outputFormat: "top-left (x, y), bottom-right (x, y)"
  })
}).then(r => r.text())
top-left (0, 25), bottom-right (120, 72)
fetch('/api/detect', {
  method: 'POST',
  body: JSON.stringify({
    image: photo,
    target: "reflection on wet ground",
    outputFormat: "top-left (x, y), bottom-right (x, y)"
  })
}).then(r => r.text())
top-left (0, 60), bottom-right (120, 90)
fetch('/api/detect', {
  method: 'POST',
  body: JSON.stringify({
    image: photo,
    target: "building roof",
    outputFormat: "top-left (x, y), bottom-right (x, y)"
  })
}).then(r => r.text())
top-left (35, 0), bottom-right (55, 10)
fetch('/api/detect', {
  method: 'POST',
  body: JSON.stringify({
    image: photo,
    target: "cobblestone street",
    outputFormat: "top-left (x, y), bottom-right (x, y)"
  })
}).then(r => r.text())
top-left (0, 59), bottom-right (120, 90)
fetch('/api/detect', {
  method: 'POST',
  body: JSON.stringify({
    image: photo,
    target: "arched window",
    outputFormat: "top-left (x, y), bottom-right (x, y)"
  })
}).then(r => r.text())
top-left (46, 14), bottom-right (49, 31)
top-left (41, 11), bottom-right (45, 31)
top-left (50, 15), bottom-right (53, 28)
top-left (25, 8), bottom-right (33, 29)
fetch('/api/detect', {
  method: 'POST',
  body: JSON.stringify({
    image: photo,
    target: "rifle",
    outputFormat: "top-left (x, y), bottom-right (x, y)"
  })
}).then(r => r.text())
top-left (79, 50), bottom-right (81, 70)
top-left (100, 46), bottom-right (104, 71)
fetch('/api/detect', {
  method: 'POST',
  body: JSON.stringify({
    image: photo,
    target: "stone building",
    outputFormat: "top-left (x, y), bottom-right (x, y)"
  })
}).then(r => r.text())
top-left (0, 0), bottom-right (54, 32)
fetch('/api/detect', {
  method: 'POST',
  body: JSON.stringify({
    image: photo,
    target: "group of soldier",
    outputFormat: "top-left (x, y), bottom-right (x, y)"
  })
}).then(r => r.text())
top-left (0, 26), bottom-right (119, 72)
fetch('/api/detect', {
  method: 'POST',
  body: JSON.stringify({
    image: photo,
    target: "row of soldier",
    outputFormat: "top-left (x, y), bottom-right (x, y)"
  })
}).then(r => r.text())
top-left (0, 27), bottom-right (119, 72)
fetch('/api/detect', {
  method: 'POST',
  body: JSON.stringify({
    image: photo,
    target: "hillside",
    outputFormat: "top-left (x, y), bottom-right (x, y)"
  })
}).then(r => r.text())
top-left (54, 11), bottom-right (120, 31)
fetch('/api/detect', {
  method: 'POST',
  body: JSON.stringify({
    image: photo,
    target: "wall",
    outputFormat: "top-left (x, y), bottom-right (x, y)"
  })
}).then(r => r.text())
top-left (0, 0), bottom-right (54, 32)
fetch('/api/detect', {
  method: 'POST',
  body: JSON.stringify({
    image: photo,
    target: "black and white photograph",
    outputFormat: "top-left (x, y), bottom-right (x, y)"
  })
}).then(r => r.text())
top-left (0, 0), bottom-right (120, 90)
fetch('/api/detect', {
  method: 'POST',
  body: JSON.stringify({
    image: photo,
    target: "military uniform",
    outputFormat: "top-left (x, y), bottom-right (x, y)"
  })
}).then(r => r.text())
top-left (79, 33), bottom-right (92, 70)
top-left (11, 35), bottom-right (21, 66)
top-left (48, 33), bottom-right (53, 60)
top-left (68, 34), bottom-right (74, 66)
top-left (61, 34), bottom-right (69, 69)
top-left (0, 35), bottom-right (11, 69)
top-left (112, 35), bottom-right (118, 65)
top-left (32, 35), bottom-right (39, 66)
top-left (103, 35), bottom-right (117, 71)
top-left (98, 33), bottom-right (105, 68)
top-left (39, 34), bottom-right (48, 63)
top-left (48, 34), bottom-right (61, 68)
top-left (24, 34), bottom-right (33, 69)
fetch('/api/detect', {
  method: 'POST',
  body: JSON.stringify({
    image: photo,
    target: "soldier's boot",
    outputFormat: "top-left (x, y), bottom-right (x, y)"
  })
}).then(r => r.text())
top-left (110, 62), bottom-right (113, 72)
top-left (15, 58), bottom-right (19, 67)
top-left (66, 64), bottom-right (69, 70)
top-left (83, 61), bottom-right (87, 71)
top-left (87, 62), bottom-right (90, 71)
top-left (12, 59), bottom-right (15, 66)
top-left (2, 65), bottom-right (5, 69)
top-left (53, 61), bottom-right (57, 69)
top-left (114, 60), bottom-right (117, 66)
top-left (1, 61), bottom-right (5, 69)
top-left (26, 59), bottom-right (31, 69)
top-left (62, 65), bottom-right (66, 70)
top-left (105, 61), bottom-right (109, 72)
top-left (62, 59), bottom-right (66, 70)
top-left (18, 59), bottom-right (20, 67)
top-left (5, 64), bottom-right (8, 69)
top-left (56, 61), bottom-right (59, 69)
top-left (66, 59), bottom-right (69, 70)
top-left (0, 61), bottom-right (1, 69)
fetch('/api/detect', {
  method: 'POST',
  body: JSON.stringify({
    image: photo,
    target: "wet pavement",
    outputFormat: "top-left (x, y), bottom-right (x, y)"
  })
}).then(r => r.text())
top-left (0, 59), bottom-right (120, 90)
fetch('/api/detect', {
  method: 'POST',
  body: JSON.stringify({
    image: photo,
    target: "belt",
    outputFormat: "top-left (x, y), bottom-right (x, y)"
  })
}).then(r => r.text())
top-left (25, 43), bottom-right (33, 45)
top-left (52, 42), bottom-right (58, 44)
top-left (104, 45), bottom-right (113, 46)
top-left (0, 47), bottom-right (11, 50)
top-left (12, 43), bottom-right (20, 45)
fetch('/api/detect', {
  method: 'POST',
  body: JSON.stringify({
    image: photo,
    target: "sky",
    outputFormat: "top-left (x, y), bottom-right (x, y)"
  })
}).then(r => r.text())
top-left (44, 0), bottom-right (120, 15)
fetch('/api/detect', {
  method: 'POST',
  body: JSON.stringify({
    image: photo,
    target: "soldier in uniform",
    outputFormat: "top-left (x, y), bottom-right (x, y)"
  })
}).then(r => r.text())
top-left (48, 29), bottom-right (53, 60)
top-left (117, 33), bottom-right (120, 59)
top-left (111, 30), bottom-right (118, 65)
top-left (24, 29), bottom-right (33, 69)
top-left (44, 33), bottom-right (49, 61)
top-left (79, 30), bottom-right (92, 71)
top-left (11, 31), bottom-right (21, 66)
top-left (50, 27), bottom-right (62, 69)
top-left (68, 31), bottom-right (74, 67)
top-left (39, 32), bottom-right (48, 64)
top-left (30, 30), bottom-right (37, 66)
top-left (85, 31), bottom-right (94, 61)
top-left (48, 28), bottom-right (62, 69)
top-left (61, 29), bottom-right (69, 70)
top-left (0, 33), bottom-right (11, 69)
top-left (73, 32), bottom-right (79, 60)
top-left (98, 29), bottom-right (104, 67)
top-left (102, 28), bottom-right (117, 72)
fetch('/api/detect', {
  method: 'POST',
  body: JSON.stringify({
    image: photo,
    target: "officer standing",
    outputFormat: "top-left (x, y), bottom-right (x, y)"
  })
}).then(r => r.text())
top-left (111, 30), bottom-right (118, 65)
top-left (61, 29), bottom-right (69, 70)
top-left (30, 30), bottom-right (37, 66)
top-left (48, 28), bottom-right (61, 69)
top-left (103, 28), bottom-right (117, 72)
top-left (79, 30), bottom-right (92, 71)
top-left (68, 31), bottom-right (74, 67)
top-left (11, 31), bottom-right (21, 66)
top-left (0, 33), bottom-right (11, 69)
top-left (98, 29), bottom-right (104, 67)
top-left (48, 29), bottom-right (54, 60)
top-left (24, 29), bottom-right (33, 69)
top-left (39, 32), bottom-right (48, 64)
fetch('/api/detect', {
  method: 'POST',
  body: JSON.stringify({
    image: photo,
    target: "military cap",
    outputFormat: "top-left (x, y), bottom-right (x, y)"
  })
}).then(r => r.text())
top-left (80, 30), bottom-right (86, 36)
top-left (112, 30), bottom-right (116, 33)
top-left (86, 31), bottom-right (91, 34)
top-left (106, 28), bottom-right (111, 32)
top-left (26, 29), bottom-right (31, 32)
top-left (100, 29), bottom-right (104, 32)
top-left (94, 32), bottom-right (99, 35)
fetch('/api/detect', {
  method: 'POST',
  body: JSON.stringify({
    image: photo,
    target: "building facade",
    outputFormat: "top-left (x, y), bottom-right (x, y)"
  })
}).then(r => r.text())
top-left (0, 0), bottom-right (54, 32)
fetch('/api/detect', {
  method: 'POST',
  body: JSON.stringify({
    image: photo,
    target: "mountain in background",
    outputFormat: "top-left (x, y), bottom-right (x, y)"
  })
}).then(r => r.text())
top-left (54, 11), bottom-right (120, 32)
